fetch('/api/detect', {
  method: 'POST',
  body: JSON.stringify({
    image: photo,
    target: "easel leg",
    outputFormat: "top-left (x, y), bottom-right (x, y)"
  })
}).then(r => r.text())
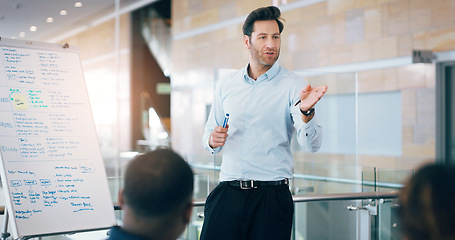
top-left (2, 208), bottom-right (10, 240)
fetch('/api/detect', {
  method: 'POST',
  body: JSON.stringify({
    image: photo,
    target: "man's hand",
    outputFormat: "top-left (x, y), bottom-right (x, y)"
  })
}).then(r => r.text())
top-left (295, 85), bottom-right (327, 123)
top-left (209, 125), bottom-right (229, 148)
top-left (296, 85), bottom-right (328, 111)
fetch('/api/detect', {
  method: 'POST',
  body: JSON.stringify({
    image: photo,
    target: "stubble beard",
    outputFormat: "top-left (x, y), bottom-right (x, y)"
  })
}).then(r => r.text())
top-left (250, 42), bottom-right (280, 67)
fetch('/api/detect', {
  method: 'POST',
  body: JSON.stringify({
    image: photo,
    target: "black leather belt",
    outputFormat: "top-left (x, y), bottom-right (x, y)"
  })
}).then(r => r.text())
top-left (224, 179), bottom-right (289, 189)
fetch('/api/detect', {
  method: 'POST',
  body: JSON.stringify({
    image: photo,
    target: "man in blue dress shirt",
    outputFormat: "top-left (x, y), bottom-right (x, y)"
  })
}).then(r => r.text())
top-left (107, 148), bottom-right (194, 240)
top-left (201, 6), bottom-right (327, 240)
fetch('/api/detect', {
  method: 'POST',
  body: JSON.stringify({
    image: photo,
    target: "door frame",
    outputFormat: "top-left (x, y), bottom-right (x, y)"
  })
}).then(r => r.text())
top-left (436, 61), bottom-right (455, 164)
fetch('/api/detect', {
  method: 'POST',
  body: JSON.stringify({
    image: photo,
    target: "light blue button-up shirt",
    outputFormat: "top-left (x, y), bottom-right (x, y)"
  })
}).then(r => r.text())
top-left (202, 63), bottom-right (322, 181)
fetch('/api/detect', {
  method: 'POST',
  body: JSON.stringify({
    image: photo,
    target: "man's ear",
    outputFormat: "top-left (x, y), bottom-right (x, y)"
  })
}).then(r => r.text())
top-left (118, 189), bottom-right (124, 207)
top-left (244, 35), bottom-right (251, 49)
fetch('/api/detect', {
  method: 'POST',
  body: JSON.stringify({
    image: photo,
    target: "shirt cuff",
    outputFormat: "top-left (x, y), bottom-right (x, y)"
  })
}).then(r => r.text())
top-left (203, 134), bottom-right (221, 154)
top-left (298, 118), bottom-right (317, 136)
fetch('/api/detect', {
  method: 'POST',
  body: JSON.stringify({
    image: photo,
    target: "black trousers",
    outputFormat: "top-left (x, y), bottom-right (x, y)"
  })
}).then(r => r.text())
top-left (200, 182), bottom-right (294, 240)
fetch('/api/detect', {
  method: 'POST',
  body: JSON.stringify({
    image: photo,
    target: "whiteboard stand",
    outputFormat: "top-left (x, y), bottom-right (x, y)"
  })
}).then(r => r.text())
top-left (2, 210), bottom-right (44, 240)
top-left (2, 208), bottom-right (10, 240)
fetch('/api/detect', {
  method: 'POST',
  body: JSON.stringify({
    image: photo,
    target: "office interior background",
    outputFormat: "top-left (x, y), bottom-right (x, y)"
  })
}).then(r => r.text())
top-left (1, 0), bottom-right (455, 239)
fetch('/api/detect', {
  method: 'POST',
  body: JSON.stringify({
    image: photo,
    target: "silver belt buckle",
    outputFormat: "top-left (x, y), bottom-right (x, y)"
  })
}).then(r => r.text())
top-left (240, 180), bottom-right (256, 189)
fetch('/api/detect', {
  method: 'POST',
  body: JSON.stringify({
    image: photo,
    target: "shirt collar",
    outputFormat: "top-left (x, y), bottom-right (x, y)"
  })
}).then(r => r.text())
top-left (243, 62), bottom-right (281, 83)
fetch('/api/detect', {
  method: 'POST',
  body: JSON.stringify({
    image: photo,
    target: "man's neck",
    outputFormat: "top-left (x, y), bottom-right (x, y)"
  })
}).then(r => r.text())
top-left (248, 61), bottom-right (272, 80)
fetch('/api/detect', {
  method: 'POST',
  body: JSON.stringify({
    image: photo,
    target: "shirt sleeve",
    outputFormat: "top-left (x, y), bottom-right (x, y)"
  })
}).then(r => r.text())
top-left (290, 77), bottom-right (323, 152)
top-left (293, 110), bottom-right (323, 152)
top-left (202, 79), bottom-right (224, 154)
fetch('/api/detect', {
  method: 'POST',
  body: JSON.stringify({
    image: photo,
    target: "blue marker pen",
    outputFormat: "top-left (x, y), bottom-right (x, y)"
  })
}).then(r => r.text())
top-left (222, 113), bottom-right (229, 128)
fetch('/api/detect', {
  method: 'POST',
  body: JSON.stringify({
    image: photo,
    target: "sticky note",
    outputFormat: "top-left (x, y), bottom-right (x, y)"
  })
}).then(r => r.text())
top-left (11, 93), bottom-right (29, 110)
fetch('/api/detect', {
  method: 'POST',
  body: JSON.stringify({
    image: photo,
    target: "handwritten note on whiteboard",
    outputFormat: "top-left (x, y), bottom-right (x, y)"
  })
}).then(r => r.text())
top-left (0, 38), bottom-right (116, 239)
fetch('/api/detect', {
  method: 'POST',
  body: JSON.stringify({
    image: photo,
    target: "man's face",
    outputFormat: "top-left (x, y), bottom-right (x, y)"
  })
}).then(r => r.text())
top-left (246, 20), bottom-right (281, 67)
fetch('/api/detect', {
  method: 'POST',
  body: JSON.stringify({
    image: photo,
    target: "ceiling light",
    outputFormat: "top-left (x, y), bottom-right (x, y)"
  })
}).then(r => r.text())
top-left (47, 17), bottom-right (54, 23)
top-left (30, 26), bottom-right (37, 32)
top-left (19, 32), bottom-right (26, 38)
top-left (60, 10), bottom-right (67, 16)
top-left (75, 2), bottom-right (83, 7)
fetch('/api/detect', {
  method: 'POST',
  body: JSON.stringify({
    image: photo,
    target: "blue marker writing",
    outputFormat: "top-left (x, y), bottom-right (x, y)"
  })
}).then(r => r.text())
top-left (222, 113), bottom-right (229, 128)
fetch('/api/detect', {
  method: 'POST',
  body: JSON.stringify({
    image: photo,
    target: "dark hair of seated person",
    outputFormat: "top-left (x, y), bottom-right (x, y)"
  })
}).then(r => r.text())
top-left (399, 163), bottom-right (455, 240)
top-left (116, 148), bottom-right (194, 240)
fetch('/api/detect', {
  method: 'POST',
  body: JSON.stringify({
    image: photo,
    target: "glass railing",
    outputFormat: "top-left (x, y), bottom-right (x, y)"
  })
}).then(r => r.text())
top-left (0, 148), bottom-right (411, 240)
top-left (292, 192), bottom-right (400, 240)
top-left (181, 191), bottom-right (400, 240)
top-left (0, 174), bottom-right (402, 240)
top-left (180, 163), bottom-right (407, 240)
top-left (189, 162), bottom-right (408, 196)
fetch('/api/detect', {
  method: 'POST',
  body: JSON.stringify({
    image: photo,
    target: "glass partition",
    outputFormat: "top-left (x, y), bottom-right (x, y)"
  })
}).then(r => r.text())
top-left (186, 206), bottom-right (205, 240)
top-left (376, 169), bottom-right (411, 192)
top-left (293, 197), bottom-right (401, 240)
top-left (377, 199), bottom-right (402, 240)
top-left (189, 70), bottom-right (413, 196)
top-left (292, 71), bottom-right (359, 194)
top-left (295, 199), bottom-right (360, 240)
top-left (181, 70), bottom-right (416, 240)
top-left (189, 71), bottom-right (362, 194)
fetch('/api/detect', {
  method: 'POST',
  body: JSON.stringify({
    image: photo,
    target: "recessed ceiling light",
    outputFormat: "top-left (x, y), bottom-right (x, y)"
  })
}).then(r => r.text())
top-left (47, 17), bottom-right (54, 23)
top-left (60, 10), bottom-right (67, 16)
top-left (30, 26), bottom-right (37, 32)
top-left (19, 32), bottom-right (26, 38)
top-left (75, 2), bottom-right (83, 7)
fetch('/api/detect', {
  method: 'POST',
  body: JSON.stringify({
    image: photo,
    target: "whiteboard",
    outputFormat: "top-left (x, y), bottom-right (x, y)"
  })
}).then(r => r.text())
top-left (0, 38), bottom-right (116, 239)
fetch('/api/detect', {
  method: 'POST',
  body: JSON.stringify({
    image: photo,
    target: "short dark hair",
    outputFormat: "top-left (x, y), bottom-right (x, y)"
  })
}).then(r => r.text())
top-left (123, 148), bottom-right (194, 218)
top-left (399, 164), bottom-right (455, 240)
top-left (242, 6), bottom-right (284, 37)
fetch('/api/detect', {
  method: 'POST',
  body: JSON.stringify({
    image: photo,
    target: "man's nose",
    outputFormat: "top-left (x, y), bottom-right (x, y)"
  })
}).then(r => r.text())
top-left (265, 40), bottom-right (275, 49)
top-left (266, 38), bottom-right (278, 49)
